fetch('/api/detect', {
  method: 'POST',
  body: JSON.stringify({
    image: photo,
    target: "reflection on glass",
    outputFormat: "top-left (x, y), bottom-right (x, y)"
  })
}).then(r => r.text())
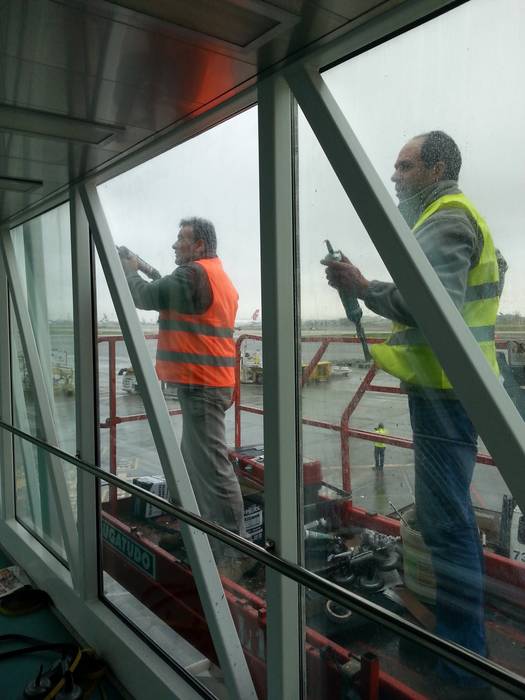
top-left (101, 490), bottom-right (266, 696)
top-left (14, 436), bottom-right (77, 563)
top-left (298, 0), bottom-right (525, 687)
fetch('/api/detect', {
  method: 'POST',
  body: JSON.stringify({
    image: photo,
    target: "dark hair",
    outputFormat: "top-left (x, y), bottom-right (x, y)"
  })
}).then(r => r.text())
top-left (179, 217), bottom-right (217, 256)
top-left (418, 131), bottom-right (462, 181)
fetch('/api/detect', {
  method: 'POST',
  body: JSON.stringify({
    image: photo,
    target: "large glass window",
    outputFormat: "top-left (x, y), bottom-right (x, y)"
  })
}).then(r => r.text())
top-left (297, 0), bottom-right (525, 696)
top-left (8, 203), bottom-right (77, 558)
top-left (10, 203), bottom-right (77, 453)
top-left (95, 106), bottom-right (265, 690)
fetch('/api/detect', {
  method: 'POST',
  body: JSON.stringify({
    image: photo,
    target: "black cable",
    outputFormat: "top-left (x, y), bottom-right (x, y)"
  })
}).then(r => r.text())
top-left (0, 634), bottom-right (77, 662)
top-left (0, 643), bottom-right (77, 662)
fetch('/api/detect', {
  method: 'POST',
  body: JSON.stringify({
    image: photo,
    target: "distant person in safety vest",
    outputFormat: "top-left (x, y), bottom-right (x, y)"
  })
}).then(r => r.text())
top-left (121, 217), bottom-right (246, 554)
top-left (323, 131), bottom-right (502, 686)
top-left (373, 423), bottom-right (387, 470)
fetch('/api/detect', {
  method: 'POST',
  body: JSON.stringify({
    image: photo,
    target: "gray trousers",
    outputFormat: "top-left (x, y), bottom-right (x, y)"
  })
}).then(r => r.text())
top-left (177, 386), bottom-right (246, 545)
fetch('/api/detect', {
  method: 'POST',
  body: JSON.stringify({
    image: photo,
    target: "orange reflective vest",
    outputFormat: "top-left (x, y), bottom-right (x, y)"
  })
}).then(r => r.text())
top-left (156, 257), bottom-right (238, 387)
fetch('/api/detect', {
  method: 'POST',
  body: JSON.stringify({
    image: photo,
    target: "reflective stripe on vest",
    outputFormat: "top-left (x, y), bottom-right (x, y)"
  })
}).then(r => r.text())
top-left (371, 193), bottom-right (499, 389)
top-left (156, 257), bottom-right (238, 387)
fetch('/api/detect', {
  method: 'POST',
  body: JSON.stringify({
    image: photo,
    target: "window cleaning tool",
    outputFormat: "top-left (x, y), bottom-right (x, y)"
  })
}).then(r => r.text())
top-left (117, 245), bottom-right (161, 281)
top-left (322, 240), bottom-right (371, 362)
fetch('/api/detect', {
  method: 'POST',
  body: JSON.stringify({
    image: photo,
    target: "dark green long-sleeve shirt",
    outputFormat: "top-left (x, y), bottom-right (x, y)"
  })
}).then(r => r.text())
top-left (124, 260), bottom-right (213, 314)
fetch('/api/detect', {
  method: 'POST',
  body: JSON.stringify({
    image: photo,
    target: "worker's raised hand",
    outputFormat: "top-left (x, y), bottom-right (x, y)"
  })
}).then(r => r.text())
top-left (321, 257), bottom-right (370, 299)
top-left (120, 254), bottom-right (139, 274)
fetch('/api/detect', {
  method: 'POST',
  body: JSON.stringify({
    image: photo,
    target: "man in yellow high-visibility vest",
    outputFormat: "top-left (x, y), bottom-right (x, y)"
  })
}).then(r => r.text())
top-left (373, 423), bottom-right (387, 470)
top-left (324, 131), bottom-right (501, 687)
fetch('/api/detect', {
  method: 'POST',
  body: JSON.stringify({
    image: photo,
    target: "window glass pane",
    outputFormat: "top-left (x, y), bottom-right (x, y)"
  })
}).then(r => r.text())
top-left (101, 488), bottom-right (266, 696)
top-left (95, 272), bottom-right (164, 509)
top-left (7, 203), bottom-right (77, 561)
top-left (13, 435), bottom-right (77, 565)
top-left (324, 0), bottom-right (525, 424)
top-left (95, 107), bottom-right (264, 679)
top-left (298, 0), bottom-right (525, 692)
top-left (9, 203), bottom-right (77, 454)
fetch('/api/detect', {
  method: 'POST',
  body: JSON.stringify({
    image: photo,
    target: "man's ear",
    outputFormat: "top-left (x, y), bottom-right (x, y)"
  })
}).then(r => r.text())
top-left (434, 160), bottom-right (446, 179)
top-left (194, 238), bottom-right (206, 256)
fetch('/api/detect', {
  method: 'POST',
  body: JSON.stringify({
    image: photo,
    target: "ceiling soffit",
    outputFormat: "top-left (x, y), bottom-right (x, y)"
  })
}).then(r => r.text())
top-left (0, 0), bottom-right (404, 223)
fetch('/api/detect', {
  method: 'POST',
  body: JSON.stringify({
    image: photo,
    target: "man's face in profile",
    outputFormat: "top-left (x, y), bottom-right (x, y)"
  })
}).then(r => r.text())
top-left (173, 225), bottom-right (199, 265)
top-left (391, 137), bottom-right (439, 201)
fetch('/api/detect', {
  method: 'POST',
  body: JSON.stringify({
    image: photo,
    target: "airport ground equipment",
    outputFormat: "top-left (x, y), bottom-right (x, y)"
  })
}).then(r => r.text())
top-left (119, 366), bottom-right (180, 400)
top-left (98, 331), bottom-right (525, 699)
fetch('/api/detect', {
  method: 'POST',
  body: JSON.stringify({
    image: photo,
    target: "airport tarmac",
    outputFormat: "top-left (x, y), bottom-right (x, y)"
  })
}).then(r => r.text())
top-left (16, 326), bottom-right (517, 522)
top-left (90, 332), bottom-right (511, 518)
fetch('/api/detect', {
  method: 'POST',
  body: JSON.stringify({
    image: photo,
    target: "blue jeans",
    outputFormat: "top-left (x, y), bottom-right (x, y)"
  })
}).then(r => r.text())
top-left (408, 393), bottom-right (486, 678)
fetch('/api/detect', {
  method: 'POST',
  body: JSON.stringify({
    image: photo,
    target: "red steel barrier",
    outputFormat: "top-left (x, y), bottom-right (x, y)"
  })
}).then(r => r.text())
top-left (99, 331), bottom-right (499, 505)
top-left (233, 333), bottom-right (496, 498)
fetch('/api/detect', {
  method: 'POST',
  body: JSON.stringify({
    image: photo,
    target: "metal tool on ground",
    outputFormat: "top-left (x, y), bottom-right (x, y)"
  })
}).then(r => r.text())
top-left (388, 500), bottom-right (409, 526)
top-left (322, 240), bottom-right (371, 361)
top-left (117, 245), bottom-right (161, 281)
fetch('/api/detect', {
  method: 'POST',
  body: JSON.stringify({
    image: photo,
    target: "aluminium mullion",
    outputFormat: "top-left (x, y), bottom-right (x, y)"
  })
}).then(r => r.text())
top-left (70, 188), bottom-right (98, 601)
top-left (285, 64), bottom-right (525, 511)
top-left (79, 181), bottom-right (257, 700)
top-left (258, 75), bottom-right (302, 700)
top-left (0, 237), bottom-right (14, 520)
top-left (0, 233), bottom-right (80, 585)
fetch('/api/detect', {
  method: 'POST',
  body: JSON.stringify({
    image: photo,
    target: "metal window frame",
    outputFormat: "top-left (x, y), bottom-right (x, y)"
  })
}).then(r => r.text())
top-left (258, 74), bottom-right (302, 699)
top-left (70, 188), bottom-right (99, 601)
top-left (0, 252), bottom-right (14, 521)
top-left (79, 180), bottom-right (257, 700)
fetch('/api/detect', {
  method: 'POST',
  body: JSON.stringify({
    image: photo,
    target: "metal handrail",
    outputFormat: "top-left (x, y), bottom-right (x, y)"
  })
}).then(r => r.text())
top-left (1, 417), bottom-right (524, 698)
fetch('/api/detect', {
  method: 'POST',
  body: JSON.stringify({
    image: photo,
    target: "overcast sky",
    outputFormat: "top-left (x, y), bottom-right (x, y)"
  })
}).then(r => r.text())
top-left (89, 0), bottom-right (525, 322)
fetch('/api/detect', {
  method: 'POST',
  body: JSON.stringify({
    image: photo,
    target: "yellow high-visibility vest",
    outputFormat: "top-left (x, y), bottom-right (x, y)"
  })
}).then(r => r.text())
top-left (374, 427), bottom-right (387, 448)
top-left (371, 193), bottom-right (499, 389)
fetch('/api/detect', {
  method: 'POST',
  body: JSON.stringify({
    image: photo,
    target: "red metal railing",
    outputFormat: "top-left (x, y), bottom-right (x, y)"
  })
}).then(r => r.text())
top-left (234, 333), bottom-right (497, 497)
top-left (99, 332), bottom-right (498, 508)
top-left (97, 333), bottom-right (182, 512)
top-left (96, 331), bottom-right (525, 694)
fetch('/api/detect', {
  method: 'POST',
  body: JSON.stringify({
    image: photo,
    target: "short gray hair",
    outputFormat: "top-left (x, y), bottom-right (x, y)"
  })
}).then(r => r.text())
top-left (179, 217), bottom-right (217, 256)
top-left (418, 131), bottom-right (462, 181)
